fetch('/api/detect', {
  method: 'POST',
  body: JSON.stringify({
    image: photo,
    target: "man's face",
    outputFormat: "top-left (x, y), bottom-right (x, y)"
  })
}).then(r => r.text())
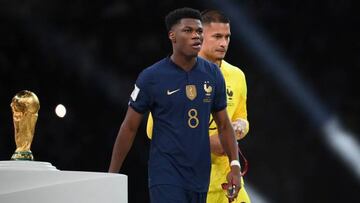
top-left (170, 18), bottom-right (203, 57)
top-left (201, 22), bottom-right (231, 62)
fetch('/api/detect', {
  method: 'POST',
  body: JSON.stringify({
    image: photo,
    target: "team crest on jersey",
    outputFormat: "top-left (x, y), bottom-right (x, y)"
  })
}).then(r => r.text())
top-left (203, 81), bottom-right (212, 103)
top-left (226, 88), bottom-right (233, 100)
top-left (186, 85), bottom-right (197, 100)
top-left (226, 86), bottom-right (234, 106)
top-left (203, 81), bottom-right (212, 96)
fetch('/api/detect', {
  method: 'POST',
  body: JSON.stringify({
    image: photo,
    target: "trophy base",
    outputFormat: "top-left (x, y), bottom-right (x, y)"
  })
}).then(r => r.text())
top-left (11, 151), bottom-right (34, 161)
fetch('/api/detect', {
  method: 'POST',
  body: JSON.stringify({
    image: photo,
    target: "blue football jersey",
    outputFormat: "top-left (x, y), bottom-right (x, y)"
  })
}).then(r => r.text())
top-left (129, 57), bottom-right (227, 192)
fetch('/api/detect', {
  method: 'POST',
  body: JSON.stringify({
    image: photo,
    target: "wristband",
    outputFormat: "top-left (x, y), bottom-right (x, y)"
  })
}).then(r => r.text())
top-left (230, 160), bottom-right (241, 168)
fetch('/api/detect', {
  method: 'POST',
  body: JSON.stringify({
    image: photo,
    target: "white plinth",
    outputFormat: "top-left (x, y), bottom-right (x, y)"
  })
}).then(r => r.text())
top-left (0, 160), bottom-right (58, 171)
top-left (0, 161), bottom-right (127, 203)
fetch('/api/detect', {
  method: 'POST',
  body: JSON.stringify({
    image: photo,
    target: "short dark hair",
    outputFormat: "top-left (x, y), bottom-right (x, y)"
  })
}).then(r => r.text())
top-left (165, 7), bottom-right (202, 31)
top-left (201, 9), bottom-right (230, 25)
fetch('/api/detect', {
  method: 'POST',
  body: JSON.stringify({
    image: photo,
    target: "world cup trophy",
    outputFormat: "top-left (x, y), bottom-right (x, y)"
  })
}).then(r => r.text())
top-left (10, 90), bottom-right (40, 161)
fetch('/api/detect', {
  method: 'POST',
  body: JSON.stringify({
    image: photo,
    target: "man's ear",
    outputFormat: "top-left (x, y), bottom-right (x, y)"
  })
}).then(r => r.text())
top-left (169, 31), bottom-right (176, 43)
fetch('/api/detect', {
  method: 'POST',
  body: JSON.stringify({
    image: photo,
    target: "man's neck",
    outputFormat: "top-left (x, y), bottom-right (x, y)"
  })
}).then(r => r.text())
top-left (170, 53), bottom-right (197, 72)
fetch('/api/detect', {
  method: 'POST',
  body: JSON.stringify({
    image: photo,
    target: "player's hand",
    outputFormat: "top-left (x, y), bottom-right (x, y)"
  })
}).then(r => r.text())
top-left (225, 166), bottom-right (241, 202)
top-left (232, 119), bottom-right (247, 140)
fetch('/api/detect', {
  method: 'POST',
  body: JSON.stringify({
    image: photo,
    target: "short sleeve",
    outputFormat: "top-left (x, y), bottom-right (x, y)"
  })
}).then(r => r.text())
top-left (129, 70), bottom-right (152, 114)
top-left (212, 65), bottom-right (227, 112)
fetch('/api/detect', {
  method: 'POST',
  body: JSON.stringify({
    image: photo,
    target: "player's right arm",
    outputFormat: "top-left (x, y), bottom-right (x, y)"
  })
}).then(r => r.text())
top-left (109, 67), bottom-right (152, 173)
top-left (108, 106), bottom-right (143, 173)
top-left (231, 68), bottom-right (249, 139)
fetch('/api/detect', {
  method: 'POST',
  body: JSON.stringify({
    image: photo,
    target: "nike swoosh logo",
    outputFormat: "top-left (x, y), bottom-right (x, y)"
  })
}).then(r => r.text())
top-left (167, 89), bottom-right (180, 95)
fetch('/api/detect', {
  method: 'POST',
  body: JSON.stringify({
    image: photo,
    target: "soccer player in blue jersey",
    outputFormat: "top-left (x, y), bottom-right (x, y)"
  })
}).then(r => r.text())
top-left (108, 7), bottom-right (241, 203)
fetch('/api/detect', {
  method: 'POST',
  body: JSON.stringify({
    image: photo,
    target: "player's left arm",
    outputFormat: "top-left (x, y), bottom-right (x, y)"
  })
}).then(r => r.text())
top-left (212, 109), bottom-right (238, 164)
top-left (212, 109), bottom-right (241, 197)
top-left (209, 133), bottom-right (226, 155)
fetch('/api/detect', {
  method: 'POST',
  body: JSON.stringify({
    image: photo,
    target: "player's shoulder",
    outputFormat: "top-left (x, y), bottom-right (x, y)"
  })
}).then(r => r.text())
top-left (198, 56), bottom-right (220, 73)
top-left (221, 60), bottom-right (245, 77)
top-left (144, 57), bottom-right (168, 73)
top-left (139, 57), bottom-right (168, 77)
top-left (136, 57), bottom-right (168, 84)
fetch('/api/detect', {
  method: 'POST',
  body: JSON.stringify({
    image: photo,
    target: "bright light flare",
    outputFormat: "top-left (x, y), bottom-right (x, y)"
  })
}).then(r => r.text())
top-left (55, 104), bottom-right (66, 118)
top-left (323, 118), bottom-right (360, 180)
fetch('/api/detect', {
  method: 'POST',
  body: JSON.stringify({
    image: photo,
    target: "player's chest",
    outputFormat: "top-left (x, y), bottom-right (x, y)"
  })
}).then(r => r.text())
top-left (152, 73), bottom-right (216, 107)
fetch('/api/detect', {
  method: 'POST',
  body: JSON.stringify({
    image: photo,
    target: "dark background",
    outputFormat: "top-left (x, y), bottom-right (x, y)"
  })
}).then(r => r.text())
top-left (1, 0), bottom-right (359, 202)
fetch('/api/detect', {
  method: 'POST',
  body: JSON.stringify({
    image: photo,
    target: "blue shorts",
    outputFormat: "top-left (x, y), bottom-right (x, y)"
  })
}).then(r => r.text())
top-left (150, 185), bottom-right (207, 203)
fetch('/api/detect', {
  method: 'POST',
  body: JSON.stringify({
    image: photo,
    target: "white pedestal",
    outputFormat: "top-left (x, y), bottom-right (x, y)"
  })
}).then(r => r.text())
top-left (0, 161), bottom-right (127, 203)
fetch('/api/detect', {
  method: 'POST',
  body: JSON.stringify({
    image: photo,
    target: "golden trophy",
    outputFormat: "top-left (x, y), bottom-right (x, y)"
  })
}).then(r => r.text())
top-left (10, 90), bottom-right (40, 161)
